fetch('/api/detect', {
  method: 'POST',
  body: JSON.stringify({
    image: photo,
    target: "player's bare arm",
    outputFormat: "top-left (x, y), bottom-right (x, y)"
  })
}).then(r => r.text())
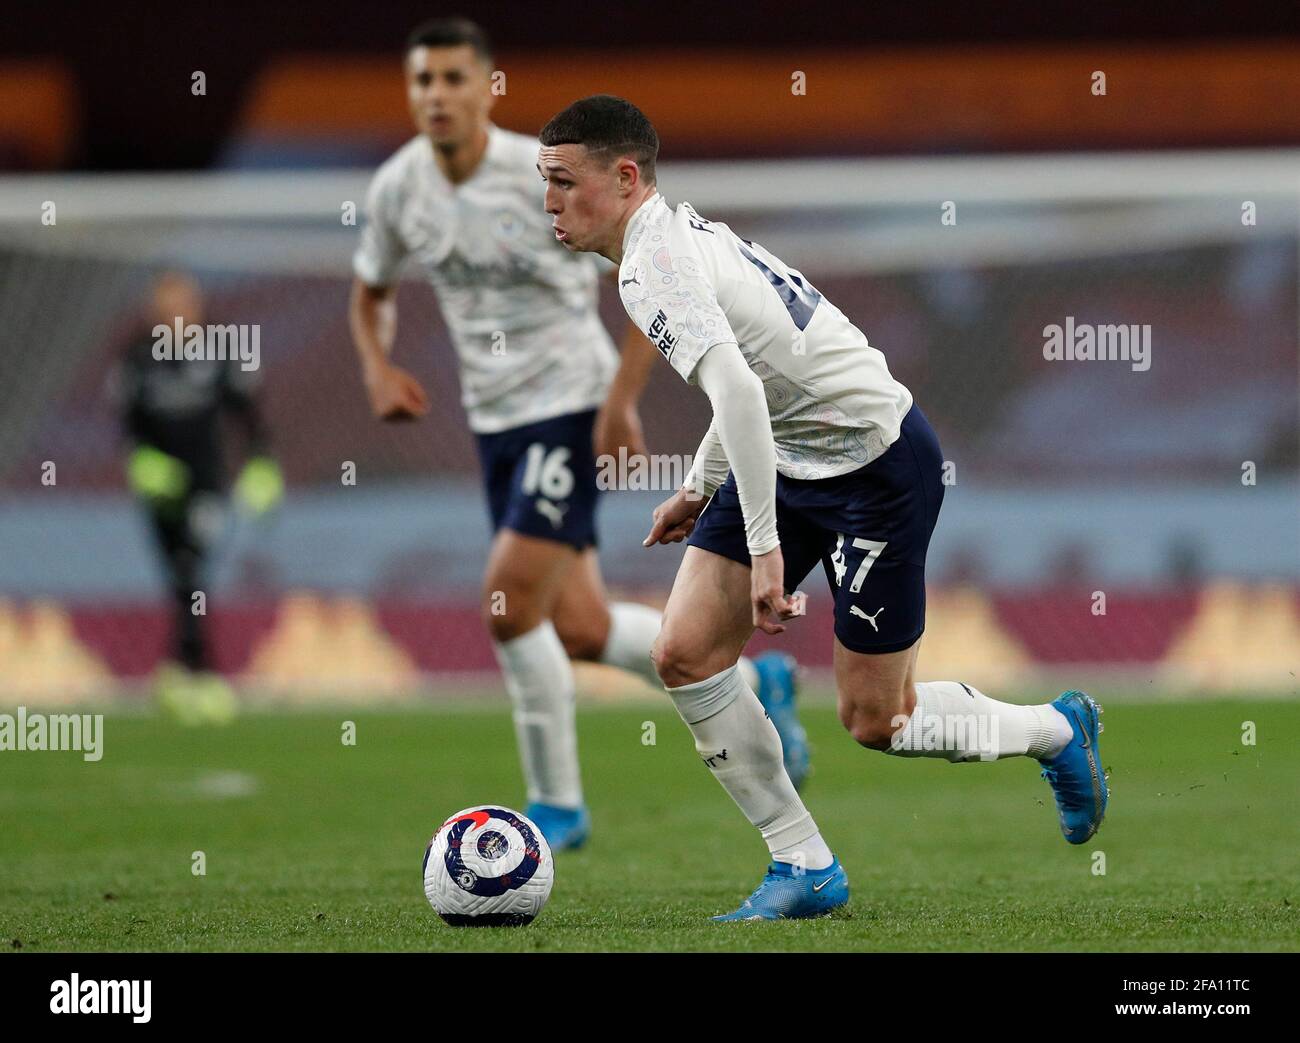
top-left (594, 315), bottom-right (655, 460)
top-left (348, 277), bottom-right (430, 422)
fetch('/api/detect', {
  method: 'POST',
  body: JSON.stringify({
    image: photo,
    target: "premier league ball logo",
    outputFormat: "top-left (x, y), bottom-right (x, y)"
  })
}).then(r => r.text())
top-left (423, 805), bottom-right (554, 926)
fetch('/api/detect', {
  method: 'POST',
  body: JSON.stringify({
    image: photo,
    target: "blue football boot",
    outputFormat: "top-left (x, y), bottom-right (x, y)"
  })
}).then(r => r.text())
top-left (1038, 690), bottom-right (1108, 845)
top-left (524, 802), bottom-right (590, 852)
top-left (713, 858), bottom-right (849, 922)
top-left (753, 651), bottom-right (811, 791)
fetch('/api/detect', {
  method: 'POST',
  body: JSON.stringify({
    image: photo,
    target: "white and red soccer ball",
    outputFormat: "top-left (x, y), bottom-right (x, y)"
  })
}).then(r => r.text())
top-left (423, 805), bottom-right (554, 926)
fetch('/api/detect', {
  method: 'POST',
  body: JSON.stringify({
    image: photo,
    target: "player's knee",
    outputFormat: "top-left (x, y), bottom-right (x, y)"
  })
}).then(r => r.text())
top-left (651, 633), bottom-right (716, 689)
top-left (553, 615), bottom-right (607, 662)
top-left (484, 610), bottom-right (532, 643)
top-left (481, 586), bottom-right (545, 643)
top-left (839, 697), bottom-right (904, 751)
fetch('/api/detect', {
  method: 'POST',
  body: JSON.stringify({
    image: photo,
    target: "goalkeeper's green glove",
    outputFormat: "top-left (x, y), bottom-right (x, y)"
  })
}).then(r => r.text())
top-left (234, 456), bottom-right (284, 515)
top-left (127, 445), bottom-right (189, 505)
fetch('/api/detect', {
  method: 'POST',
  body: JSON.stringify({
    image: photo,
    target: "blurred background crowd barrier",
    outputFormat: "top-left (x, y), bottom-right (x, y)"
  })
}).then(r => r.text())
top-left (1, 10), bottom-right (1296, 702)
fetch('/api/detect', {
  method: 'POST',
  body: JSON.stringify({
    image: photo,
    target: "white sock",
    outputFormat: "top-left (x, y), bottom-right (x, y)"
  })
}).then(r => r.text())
top-left (885, 680), bottom-right (1073, 762)
top-left (492, 622), bottom-right (582, 808)
top-left (736, 655), bottom-right (760, 694)
top-left (598, 601), bottom-right (662, 686)
top-left (668, 664), bottom-right (833, 870)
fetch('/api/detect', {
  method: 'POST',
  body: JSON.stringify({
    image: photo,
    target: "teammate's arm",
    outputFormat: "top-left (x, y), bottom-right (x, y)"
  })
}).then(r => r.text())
top-left (593, 319), bottom-right (655, 459)
top-left (349, 278), bottom-right (430, 422)
top-left (350, 171), bottom-right (428, 422)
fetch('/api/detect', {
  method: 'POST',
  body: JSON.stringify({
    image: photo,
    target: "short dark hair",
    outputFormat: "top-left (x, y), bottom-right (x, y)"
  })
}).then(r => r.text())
top-left (539, 95), bottom-right (659, 184)
top-left (406, 17), bottom-right (493, 64)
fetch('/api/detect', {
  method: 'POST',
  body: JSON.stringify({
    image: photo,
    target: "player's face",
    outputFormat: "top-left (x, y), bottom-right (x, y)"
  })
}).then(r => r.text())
top-left (537, 144), bottom-right (627, 255)
top-left (405, 44), bottom-right (493, 146)
top-left (151, 273), bottom-right (203, 327)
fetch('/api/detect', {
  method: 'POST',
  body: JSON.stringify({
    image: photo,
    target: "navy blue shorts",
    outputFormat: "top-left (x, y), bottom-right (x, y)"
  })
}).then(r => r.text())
top-left (475, 409), bottom-right (600, 550)
top-left (687, 404), bottom-right (945, 654)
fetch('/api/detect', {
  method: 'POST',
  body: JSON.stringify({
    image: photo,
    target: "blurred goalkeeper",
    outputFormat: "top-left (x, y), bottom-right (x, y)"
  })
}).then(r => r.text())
top-left (118, 270), bottom-right (284, 722)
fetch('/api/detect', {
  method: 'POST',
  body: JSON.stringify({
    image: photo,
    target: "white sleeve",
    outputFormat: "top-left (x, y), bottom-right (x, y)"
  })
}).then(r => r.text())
top-left (694, 343), bottom-right (779, 556)
top-left (618, 219), bottom-right (735, 384)
top-left (352, 171), bottom-right (408, 288)
top-left (683, 419), bottom-right (730, 499)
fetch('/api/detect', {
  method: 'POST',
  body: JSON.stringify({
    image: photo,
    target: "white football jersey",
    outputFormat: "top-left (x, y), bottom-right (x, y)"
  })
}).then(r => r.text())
top-left (354, 125), bottom-right (619, 434)
top-left (618, 193), bottom-right (913, 480)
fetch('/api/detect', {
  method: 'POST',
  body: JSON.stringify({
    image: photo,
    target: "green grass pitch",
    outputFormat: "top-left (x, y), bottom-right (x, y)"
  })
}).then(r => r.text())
top-left (2, 694), bottom-right (1297, 952)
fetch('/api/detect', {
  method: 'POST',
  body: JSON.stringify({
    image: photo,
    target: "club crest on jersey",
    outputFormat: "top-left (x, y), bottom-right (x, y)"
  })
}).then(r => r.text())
top-left (495, 209), bottom-right (523, 238)
top-left (647, 309), bottom-right (678, 361)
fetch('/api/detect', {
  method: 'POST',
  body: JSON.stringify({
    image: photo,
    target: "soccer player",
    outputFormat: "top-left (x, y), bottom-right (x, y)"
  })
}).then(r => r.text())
top-left (536, 95), bottom-right (1108, 919)
top-left (119, 270), bottom-right (283, 723)
top-left (349, 21), bottom-right (809, 851)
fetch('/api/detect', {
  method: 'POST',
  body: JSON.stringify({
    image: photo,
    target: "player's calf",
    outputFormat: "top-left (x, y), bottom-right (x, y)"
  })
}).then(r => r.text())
top-left (546, 548), bottom-right (612, 661)
top-left (886, 680), bottom-right (1074, 763)
top-left (833, 640), bottom-right (916, 750)
top-left (835, 638), bottom-right (1074, 762)
top-left (552, 608), bottom-right (610, 661)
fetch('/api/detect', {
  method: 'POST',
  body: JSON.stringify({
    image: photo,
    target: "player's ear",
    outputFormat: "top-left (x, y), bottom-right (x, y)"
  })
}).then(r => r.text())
top-left (617, 158), bottom-right (640, 195)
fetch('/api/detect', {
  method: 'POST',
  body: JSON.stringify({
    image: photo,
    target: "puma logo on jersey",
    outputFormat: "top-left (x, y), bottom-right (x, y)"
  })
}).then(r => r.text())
top-left (620, 270), bottom-right (641, 289)
top-left (535, 498), bottom-right (568, 529)
top-left (849, 605), bottom-right (885, 630)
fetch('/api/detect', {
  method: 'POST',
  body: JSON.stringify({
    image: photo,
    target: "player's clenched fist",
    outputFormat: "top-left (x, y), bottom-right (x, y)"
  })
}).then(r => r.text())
top-left (365, 362), bottom-right (430, 421)
top-left (642, 486), bottom-right (707, 546)
top-left (751, 547), bottom-right (799, 635)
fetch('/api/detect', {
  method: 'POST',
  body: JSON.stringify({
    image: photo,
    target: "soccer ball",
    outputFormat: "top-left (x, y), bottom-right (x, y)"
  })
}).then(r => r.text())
top-left (423, 805), bottom-right (554, 926)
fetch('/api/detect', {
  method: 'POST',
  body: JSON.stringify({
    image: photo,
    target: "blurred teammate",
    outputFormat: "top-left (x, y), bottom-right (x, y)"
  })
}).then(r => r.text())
top-left (119, 270), bottom-right (283, 723)
top-left (350, 20), bottom-right (810, 850)
top-left (537, 95), bottom-right (1108, 918)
